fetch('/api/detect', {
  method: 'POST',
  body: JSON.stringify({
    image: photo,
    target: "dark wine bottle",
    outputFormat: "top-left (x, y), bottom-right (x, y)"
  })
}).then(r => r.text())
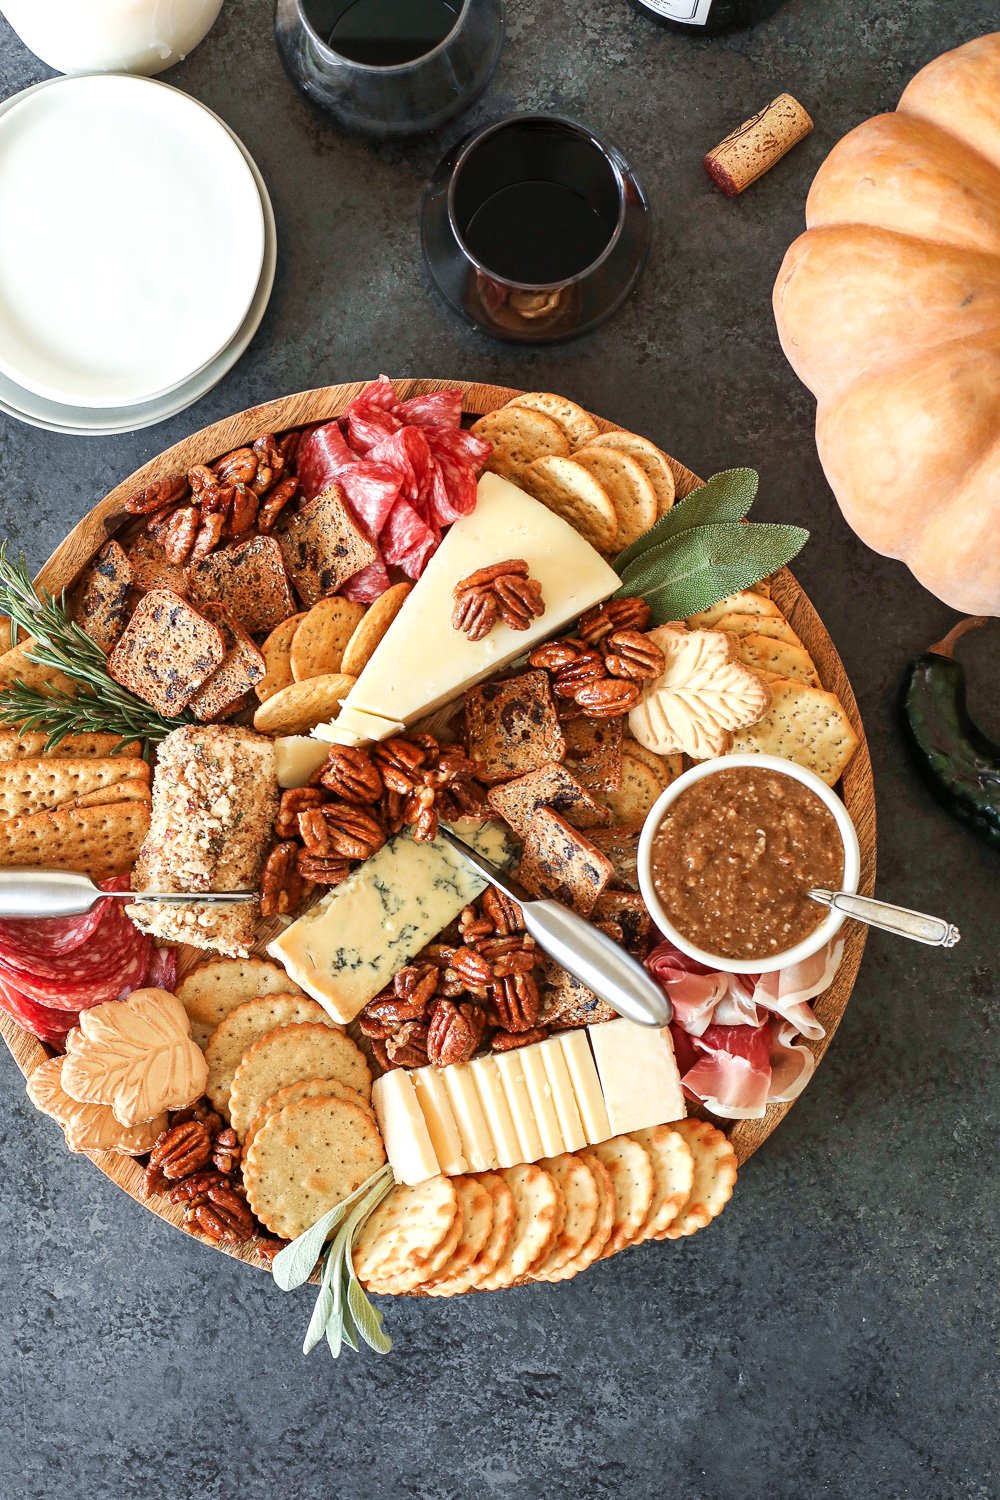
top-left (633, 0), bottom-right (786, 34)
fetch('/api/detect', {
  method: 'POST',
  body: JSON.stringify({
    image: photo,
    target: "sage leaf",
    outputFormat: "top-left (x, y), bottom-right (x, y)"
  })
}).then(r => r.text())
top-left (303, 1247), bottom-right (339, 1356)
top-left (272, 1165), bottom-right (390, 1291)
top-left (615, 521), bottom-right (808, 623)
top-left (613, 468), bottom-right (759, 575)
top-left (347, 1274), bottom-right (392, 1356)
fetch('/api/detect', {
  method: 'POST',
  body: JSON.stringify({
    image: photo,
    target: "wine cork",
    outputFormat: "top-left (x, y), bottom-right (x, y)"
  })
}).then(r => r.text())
top-left (704, 94), bottom-right (813, 197)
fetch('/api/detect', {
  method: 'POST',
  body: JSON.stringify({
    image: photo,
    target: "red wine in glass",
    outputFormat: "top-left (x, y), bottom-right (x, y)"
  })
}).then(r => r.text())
top-left (327, 0), bottom-right (460, 64)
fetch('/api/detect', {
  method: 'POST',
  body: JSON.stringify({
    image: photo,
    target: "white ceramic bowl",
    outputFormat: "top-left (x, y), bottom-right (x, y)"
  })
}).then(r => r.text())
top-left (637, 753), bottom-right (861, 975)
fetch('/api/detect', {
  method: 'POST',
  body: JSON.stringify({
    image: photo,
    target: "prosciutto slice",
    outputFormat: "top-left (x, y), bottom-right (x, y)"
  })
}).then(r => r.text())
top-left (681, 1022), bottom-right (773, 1120)
top-left (749, 940), bottom-right (843, 1043)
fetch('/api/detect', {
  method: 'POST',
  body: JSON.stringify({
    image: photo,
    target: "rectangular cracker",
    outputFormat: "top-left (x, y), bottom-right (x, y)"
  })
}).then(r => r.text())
top-left (187, 536), bottom-right (297, 636)
top-left (0, 800), bottom-right (150, 880)
top-left (277, 486), bottom-right (378, 607)
top-left (0, 638), bottom-right (79, 699)
top-left (0, 756), bottom-right (150, 819)
top-left (487, 761), bottom-right (611, 839)
top-left (465, 671), bottom-right (566, 786)
top-left (0, 730), bottom-right (142, 760)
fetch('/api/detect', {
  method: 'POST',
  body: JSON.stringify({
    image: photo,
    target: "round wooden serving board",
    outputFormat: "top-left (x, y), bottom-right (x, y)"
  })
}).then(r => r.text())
top-left (0, 379), bottom-right (876, 1274)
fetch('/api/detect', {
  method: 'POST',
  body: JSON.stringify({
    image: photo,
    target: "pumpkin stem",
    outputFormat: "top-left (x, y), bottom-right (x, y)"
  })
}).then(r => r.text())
top-left (928, 616), bottom-right (990, 659)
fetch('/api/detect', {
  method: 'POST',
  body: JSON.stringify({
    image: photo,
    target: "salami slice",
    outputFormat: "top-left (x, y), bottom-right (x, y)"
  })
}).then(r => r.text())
top-left (346, 374), bottom-right (397, 414)
top-left (426, 424), bottom-right (492, 469)
top-left (0, 897), bottom-right (143, 984)
top-left (144, 945), bottom-right (178, 993)
top-left (296, 421), bottom-right (357, 500)
top-left (369, 426), bottom-right (432, 505)
top-left (0, 875), bottom-right (130, 962)
top-left (2, 912), bottom-right (152, 1009)
top-left (393, 388), bottom-right (463, 429)
top-left (0, 973), bottom-right (80, 1044)
top-left (338, 460), bottom-right (405, 538)
top-left (345, 406), bottom-right (399, 455)
top-left (341, 557), bottom-right (392, 604)
top-left (380, 498), bottom-right (438, 577)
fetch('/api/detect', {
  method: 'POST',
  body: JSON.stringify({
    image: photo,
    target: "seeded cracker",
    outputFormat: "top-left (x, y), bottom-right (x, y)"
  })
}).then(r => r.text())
top-left (587, 823), bottom-right (642, 892)
top-left (244, 1095), bottom-right (386, 1241)
top-left (229, 1022), bottom-right (371, 1140)
top-left (525, 455), bottom-right (618, 552)
top-left (713, 610), bottom-right (805, 650)
top-left (518, 807), bottom-right (614, 916)
top-left (686, 590), bottom-right (781, 628)
top-left (735, 632), bottom-right (821, 688)
top-left (471, 406), bottom-right (569, 488)
top-left (204, 994), bottom-right (340, 1119)
top-left (596, 752), bottom-right (664, 824)
top-left (252, 672), bottom-right (356, 737)
top-left (340, 582), bottom-right (412, 678)
top-left (529, 1153), bottom-right (600, 1281)
top-left (584, 431), bottom-right (677, 517)
top-left (572, 446), bottom-right (658, 551)
top-left (539, 954), bottom-right (617, 1029)
top-left (465, 671), bottom-right (566, 786)
top-left (187, 535), bottom-right (296, 636)
top-left (278, 485), bottom-right (378, 607)
top-left (177, 957), bottom-right (304, 1050)
top-left (505, 392), bottom-right (600, 450)
top-left (591, 1135), bottom-right (655, 1256)
top-left (592, 891), bottom-right (651, 957)
top-left (107, 589), bottom-right (225, 715)
top-left (424, 1172), bottom-right (515, 1296)
top-left (290, 598), bottom-right (365, 681)
top-left (487, 761), bottom-right (610, 839)
top-left (659, 1120), bottom-right (737, 1240)
top-left (728, 679), bottom-right (859, 786)
top-left (258, 612), bottom-right (307, 702)
top-left (629, 1125), bottom-right (695, 1241)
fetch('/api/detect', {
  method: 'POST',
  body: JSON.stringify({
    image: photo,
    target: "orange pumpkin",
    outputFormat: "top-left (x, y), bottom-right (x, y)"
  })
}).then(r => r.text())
top-left (773, 33), bottom-right (1000, 616)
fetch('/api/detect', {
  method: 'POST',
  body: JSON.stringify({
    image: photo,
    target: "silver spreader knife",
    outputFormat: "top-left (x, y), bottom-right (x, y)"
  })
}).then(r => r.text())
top-left (808, 888), bottom-right (960, 948)
top-left (0, 869), bottom-right (259, 919)
top-left (438, 827), bottom-right (671, 1028)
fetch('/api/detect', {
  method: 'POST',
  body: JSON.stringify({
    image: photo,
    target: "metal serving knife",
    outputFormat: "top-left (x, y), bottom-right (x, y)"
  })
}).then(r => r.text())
top-left (438, 827), bottom-right (671, 1028)
top-left (0, 869), bottom-right (259, 919)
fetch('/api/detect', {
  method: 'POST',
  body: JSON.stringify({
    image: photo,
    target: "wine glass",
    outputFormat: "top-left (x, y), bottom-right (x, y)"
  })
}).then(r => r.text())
top-left (273, 0), bottom-right (505, 139)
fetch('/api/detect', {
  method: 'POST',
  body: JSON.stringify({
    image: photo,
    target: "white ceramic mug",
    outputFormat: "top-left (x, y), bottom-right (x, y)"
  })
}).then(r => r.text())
top-left (0, 0), bottom-right (224, 76)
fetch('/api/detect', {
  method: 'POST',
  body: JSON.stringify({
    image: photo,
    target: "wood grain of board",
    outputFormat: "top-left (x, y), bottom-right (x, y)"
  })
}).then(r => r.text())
top-left (0, 379), bottom-right (876, 1274)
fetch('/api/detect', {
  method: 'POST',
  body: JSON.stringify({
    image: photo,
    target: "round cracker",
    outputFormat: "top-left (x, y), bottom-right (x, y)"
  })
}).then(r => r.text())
top-left (252, 673), bottom-right (357, 736)
top-left (419, 1177), bottom-right (495, 1295)
top-left (547, 1149), bottom-right (615, 1281)
top-left (243, 1095), bottom-right (385, 1241)
top-left (530, 1153), bottom-right (600, 1281)
top-left (244, 1075), bottom-right (374, 1158)
top-left (525, 455), bottom-right (618, 551)
top-left (687, 590), bottom-right (781, 629)
top-left (353, 1176), bottom-right (460, 1287)
top-left (257, 613), bottom-right (307, 702)
top-left (585, 431), bottom-right (677, 516)
top-left (729, 679), bottom-right (859, 787)
top-left (290, 598), bottom-right (365, 682)
top-left (471, 406), bottom-right (569, 487)
top-left (506, 391), bottom-right (600, 450)
top-left (630, 1125), bottom-right (696, 1242)
top-left (620, 739), bottom-right (683, 789)
top-left (176, 957), bottom-right (304, 1050)
top-left (572, 446), bottom-right (657, 552)
top-left (427, 1171), bottom-right (516, 1295)
top-left (596, 751), bottom-right (664, 824)
top-left (478, 1164), bottom-right (561, 1291)
top-left (340, 583), bottom-right (412, 678)
top-left (591, 1136), bottom-right (655, 1257)
top-left (204, 994), bottom-right (337, 1119)
top-left (229, 1022), bottom-right (371, 1140)
top-left (660, 1119), bottom-right (737, 1239)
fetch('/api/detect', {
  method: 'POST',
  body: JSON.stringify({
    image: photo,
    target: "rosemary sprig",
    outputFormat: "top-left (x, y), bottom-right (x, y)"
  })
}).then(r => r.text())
top-left (0, 544), bottom-right (191, 756)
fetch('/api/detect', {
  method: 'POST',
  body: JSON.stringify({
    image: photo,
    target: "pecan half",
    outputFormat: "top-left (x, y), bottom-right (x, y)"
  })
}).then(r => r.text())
top-left (296, 852), bottom-right (352, 885)
top-left (251, 433), bottom-right (284, 494)
top-left (480, 887), bottom-right (526, 935)
top-left (256, 1238), bottom-right (285, 1266)
top-left (161, 505), bottom-right (200, 564)
top-left (491, 1025), bottom-right (549, 1052)
top-left (215, 447), bottom-right (257, 487)
top-left (320, 746), bottom-right (383, 804)
top-left (490, 972), bottom-right (541, 1032)
top-left (427, 1000), bottom-right (486, 1067)
top-left (373, 737), bottom-right (429, 794)
top-left (189, 511), bottom-right (226, 564)
top-left (212, 1128), bottom-right (241, 1176)
top-left (528, 639), bottom-right (584, 672)
top-left (124, 475), bottom-right (189, 515)
top-left (298, 802), bottom-right (385, 861)
top-left (257, 475), bottom-right (298, 532)
top-left (448, 945), bottom-right (494, 991)
top-left (602, 629), bottom-right (665, 682)
top-left (493, 573), bottom-right (544, 630)
top-left (453, 560), bottom-right (543, 640)
top-left (275, 786), bottom-right (326, 839)
top-left (385, 1021), bottom-right (430, 1068)
top-left (456, 559), bottom-right (530, 590)
top-left (144, 1120), bottom-right (212, 1194)
top-left (186, 1183), bottom-right (257, 1244)
top-left (226, 483), bottom-right (259, 538)
top-left (573, 678), bottom-right (641, 717)
top-left (362, 966), bottom-right (438, 1028)
top-left (458, 905), bottom-right (494, 944)
top-left (553, 649), bottom-right (607, 699)
top-left (260, 840), bottom-right (306, 917)
top-left (187, 463), bottom-right (217, 493)
top-left (168, 1169), bottom-right (229, 1204)
top-left (452, 587), bottom-right (499, 642)
top-left (403, 785), bottom-right (438, 843)
top-left (577, 597), bottom-right (651, 645)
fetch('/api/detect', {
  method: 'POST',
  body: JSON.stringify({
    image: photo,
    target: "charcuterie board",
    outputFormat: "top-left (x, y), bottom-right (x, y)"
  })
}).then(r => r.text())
top-left (0, 378), bottom-right (876, 1276)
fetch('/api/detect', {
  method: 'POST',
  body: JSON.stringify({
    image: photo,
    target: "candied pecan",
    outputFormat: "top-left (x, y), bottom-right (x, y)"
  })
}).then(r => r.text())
top-left (188, 511), bottom-right (226, 564)
top-left (298, 802), bottom-right (385, 861)
top-left (553, 649), bottom-right (608, 699)
top-left (256, 1238), bottom-right (285, 1266)
top-left (456, 559), bottom-right (530, 590)
top-left (277, 429), bottom-right (301, 464)
top-left (381, 787), bottom-right (407, 835)
top-left (437, 780), bottom-right (487, 824)
top-left (452, 586), bottom-right (498, 642)
top-left (574, 678), bottom-right (641, 717)
top-left (370, 1038), bottom-right (395, 1071)
top-left (433, 747), bottom-right (479, 785)
top-left (170, 1102), bottom-right (224, 1134)
top-left (385, 1021), bottom-right (430, 1068)
top-left (161, 505), bottom-right (200, 564)
top-left (602, 629), bottom-right (665, 682)
top-left (144, 1120), bottom-right (212, 1194)
top-left (480, 886), bottom-right (526, 935)
top-left (275, 786), bottom-right (326, 839)
top-left (448, 945), bottom-right (494, 991)
top-left (125, 475), bottom-right (189, 515)
top-left (187, 1183), bottom-right (257, 1244)
top-left (227, 483), bottom-right (259, 538)
top-left (212, 1128), bottom-right (241, 1175)
top-left (491, 1025), bottom-right (549, 1052)
top-left (260, 840), bottom-right (306, 917)
top-left (357, 1009), bottom-right (397, 1040)
top-left (528, 638), bottom-right (585, 672)
top-left (198, 481), bottom-right (235, 516)
top-left (296, 852), bottom-right (351, 885)
top-left (168, 1169), bottom-right (229, 1205)
top-left (458, 906), bottom-right (494, 943)
top-left (320, 746), bottom-right (382, 804)
top-left (251, 433), bottom-right (284, 494)
top-left (490, 972), bottom-right (541, 1032)
top-left (395, 963), bottom-right (440, 1009)
top-left (146, 505), bottom-right (181, 542)
top-left (493, 574), bottom-right (544, 630)
top-left (404, 784), bottom-right (438, 843)
top-left (257, 475), bottom-right (298, 532)
top-left (476, 934), bottom-right (535, 964)
top-left (577, 597), bottom-right (651, 645)
top-left (373, 737), bottom-right (428, 793)
top-left (187, 463), bottom-right (217, 493)
top-left (215, 447), bottom-right (257, 486)
top-left (491, 947), bottom-right (538, 978)
top-left (427, 1000), bottom-right (486, 1067)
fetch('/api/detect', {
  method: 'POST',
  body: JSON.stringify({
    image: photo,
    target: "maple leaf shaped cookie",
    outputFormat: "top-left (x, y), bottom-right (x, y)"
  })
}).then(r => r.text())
top-left (61, 988), bottom-right (208, 1127)
top-left (26, 1055), bottom-right (167, 1155)
top-left (628, 625), bottom-right (770, 760)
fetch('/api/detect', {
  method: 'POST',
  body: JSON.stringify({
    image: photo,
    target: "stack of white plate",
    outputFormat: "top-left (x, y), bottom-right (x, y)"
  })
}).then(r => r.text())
top-left (0, 73), bottom-right (276, 436)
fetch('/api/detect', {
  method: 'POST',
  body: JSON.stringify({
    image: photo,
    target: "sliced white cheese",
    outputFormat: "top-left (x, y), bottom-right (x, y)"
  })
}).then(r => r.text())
top-left (516, 1044), bottom-right (564, 1159)
top-left (413, 1067), bottom-right (468, 1176)
top-left (313, 704), bottom-right (406, 747)
top-left (468, 1055), bottom-right (523, 1167)
top-left (316, 472), bottom-right (620, 736)
top-left (371, 1069), bottom-right (440, 1186)
top-left (267, 821), bottom-right (514, 1023)
top-left (442, 1065), bottom-right (497, 1173)
top-left (493, 1049), bottom-right (545, 1164)
top-left (588, 1019), bottom-right (686, 1136)
top-left (538, 1035), bottom-right (587, 1153)
top-left (274, 735), bottom-right (330, 788)
top-left (558, 1029), bottom-right (612, 1146)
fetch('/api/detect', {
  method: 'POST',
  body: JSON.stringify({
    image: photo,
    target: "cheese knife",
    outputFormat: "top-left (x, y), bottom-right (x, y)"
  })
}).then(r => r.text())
top-left (438, 827), bottom-right (671, 1028)
top-left (0, 869), bottom-right (259, 919)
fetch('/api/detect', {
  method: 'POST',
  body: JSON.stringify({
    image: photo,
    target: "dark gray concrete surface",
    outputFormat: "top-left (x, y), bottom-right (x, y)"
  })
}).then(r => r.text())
top-left (0, 2), bottom-right (997, 1496)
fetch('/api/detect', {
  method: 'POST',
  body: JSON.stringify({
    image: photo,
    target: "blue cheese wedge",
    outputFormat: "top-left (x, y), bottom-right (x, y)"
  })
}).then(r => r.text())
top-left (267, 821), bottom-right (514, 1023)
top-left (314, 473), bottom-right (621, 739)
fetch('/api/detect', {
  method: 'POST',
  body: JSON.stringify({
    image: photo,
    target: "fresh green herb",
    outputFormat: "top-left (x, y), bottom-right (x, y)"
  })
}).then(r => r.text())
top-left (612, 469), bottom-right (808, 626)
top-left (0, 545), bottom-right (191, 756)
top-left (271, 1164), bottom-right (395, 1361)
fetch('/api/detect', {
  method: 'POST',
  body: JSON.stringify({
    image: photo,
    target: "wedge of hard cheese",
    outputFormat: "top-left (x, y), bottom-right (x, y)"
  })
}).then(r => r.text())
top-left (313, 472), bottom-right (621, 744)
top-left (267, 821), bottom-right (514, 1023)
top-left (588, 1019), bottom-right (685, 1135)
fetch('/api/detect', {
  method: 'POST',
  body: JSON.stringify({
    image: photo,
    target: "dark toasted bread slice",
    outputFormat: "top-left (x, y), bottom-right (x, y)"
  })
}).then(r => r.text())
top-left (107, 588), bottom-right (225, 716)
